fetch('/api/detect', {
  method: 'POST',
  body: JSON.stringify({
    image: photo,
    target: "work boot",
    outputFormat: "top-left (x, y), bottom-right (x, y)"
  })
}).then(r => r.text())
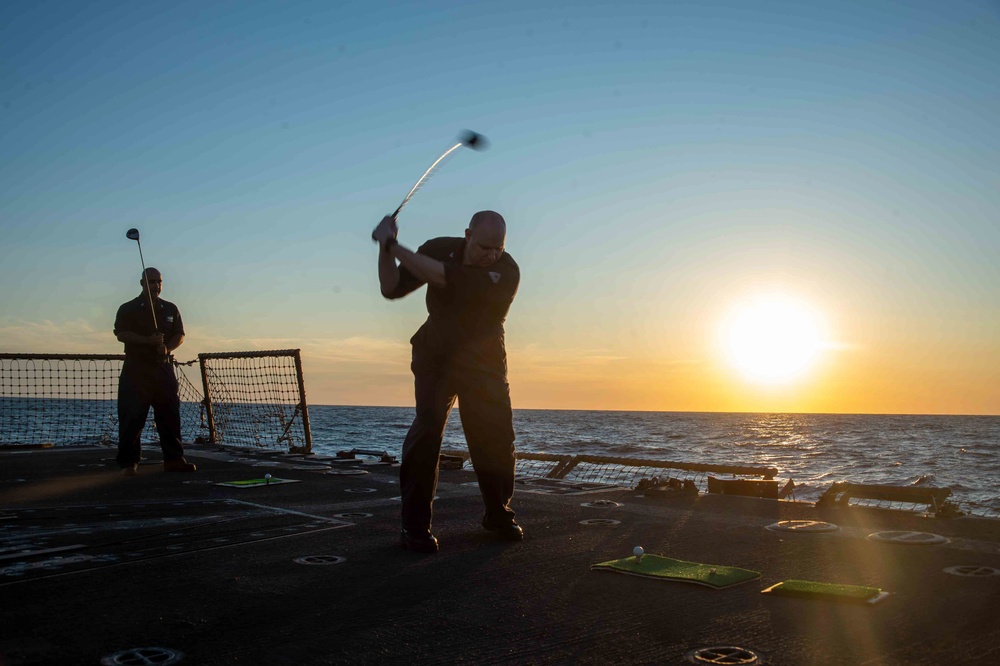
top-left (163, 457), bottom-right (197, 473)
top-left (483, 517), bottom-right (524, 541)
top-left (400, 528), bottom-right (439, 553)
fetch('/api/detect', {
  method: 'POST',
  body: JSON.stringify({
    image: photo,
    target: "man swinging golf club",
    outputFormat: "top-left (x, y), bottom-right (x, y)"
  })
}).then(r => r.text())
top-left (116, 228), bottom-right (195, 475)
top-left (373, 211), bottom-right (522, 553)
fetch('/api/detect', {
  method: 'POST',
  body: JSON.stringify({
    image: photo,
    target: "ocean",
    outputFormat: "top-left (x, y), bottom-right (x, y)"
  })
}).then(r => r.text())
top-left (2, 398), bottom-right (997, 512)
top-left (308, 406), bottom-right (1000, 510)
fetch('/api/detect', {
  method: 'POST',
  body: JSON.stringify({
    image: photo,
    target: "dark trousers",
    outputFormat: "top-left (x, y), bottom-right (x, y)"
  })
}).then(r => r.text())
top-left (400, 349), bottom-right (516, 533)
top-left (116, 361), bottom-right (184, 467)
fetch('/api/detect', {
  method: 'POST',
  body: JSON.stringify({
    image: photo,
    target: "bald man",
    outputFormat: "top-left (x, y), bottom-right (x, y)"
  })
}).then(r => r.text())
top-left (114, 267), bottom-right (195, 475)
top-left (373, 211), bottom-right (521, 553)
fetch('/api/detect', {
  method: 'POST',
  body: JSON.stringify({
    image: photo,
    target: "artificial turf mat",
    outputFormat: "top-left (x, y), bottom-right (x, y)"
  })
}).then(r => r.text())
top-left (761, 579), bottom-right (890, 604)
top-left (591, 554), bottom-right (761, 589)
top-left (214, 478), bottom-right (301, 488)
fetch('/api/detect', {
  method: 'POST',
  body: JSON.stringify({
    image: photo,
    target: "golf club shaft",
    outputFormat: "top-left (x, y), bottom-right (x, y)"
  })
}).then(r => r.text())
top-left (390, 141), bottom-right (464, 221)
top-left (372, 132), bottom-right (486, 242)
top-left (135, 241), bottom-right (159, 331)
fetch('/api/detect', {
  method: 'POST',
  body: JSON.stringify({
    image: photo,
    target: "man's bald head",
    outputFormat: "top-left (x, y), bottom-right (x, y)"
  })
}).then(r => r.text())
top-left (464, 211), bottom-right (507, 267)
top-left (469, 210), bottom-right (506, 234)
top-left (140, 267), bottom-right (163, 298)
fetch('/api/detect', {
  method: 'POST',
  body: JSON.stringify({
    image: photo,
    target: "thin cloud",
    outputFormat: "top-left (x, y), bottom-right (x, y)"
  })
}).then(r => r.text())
top-left (0, 319), bottom-right (114, 353)
top-left (508, 343), bottom-right (704, 385)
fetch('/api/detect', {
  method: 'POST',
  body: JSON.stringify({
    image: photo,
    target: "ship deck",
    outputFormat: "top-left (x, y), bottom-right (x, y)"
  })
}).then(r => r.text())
top-left (2, 445), bottom-right (999, 665)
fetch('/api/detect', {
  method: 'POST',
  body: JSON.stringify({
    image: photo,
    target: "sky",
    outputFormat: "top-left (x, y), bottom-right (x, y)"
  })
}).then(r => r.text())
top-left (2, 0), bottom-right (998, 415)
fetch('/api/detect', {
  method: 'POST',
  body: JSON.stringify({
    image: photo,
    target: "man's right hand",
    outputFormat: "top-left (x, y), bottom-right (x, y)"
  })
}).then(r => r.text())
top-left (372, 215), bottom-right (398, 246)
top-left (148, 333), bottom-right (165, 347)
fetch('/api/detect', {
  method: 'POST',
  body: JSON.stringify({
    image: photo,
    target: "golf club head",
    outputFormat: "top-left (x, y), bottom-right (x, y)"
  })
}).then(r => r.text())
top-left (459, 130), bottom-right (489, 151)
top-left (126, 228), bottom-right (140, 241)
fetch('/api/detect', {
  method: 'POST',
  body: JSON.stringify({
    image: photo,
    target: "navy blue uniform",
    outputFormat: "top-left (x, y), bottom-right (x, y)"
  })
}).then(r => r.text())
top-left (385, 237), bottom-right (520, 533)
top-left (114, 296), bottom-right (185, 466)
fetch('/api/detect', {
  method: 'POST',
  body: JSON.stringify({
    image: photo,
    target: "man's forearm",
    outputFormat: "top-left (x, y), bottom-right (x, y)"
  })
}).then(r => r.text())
top-left (166, 334), bottom-right (184, 352)
top-left (378, 246), bottom-right (401, 296)
top-left (389, 243), bottom-right (446, 288)
top-left (116, 331), bottom-right (154, 345)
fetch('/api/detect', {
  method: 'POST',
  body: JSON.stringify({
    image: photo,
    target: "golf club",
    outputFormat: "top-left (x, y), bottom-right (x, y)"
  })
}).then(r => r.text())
top-left (372, 130), bottom-right (489, 241)
top-left (125, 228), bottom-right (158, 331)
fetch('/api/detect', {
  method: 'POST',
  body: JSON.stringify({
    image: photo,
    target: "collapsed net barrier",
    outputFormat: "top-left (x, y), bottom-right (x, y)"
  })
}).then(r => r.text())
top-left (515, 453), bottom-right (777, 491)
top-left (0, 350), bottom-right (311, 453)
top-left (514, 453), bottom-right (1000, 519)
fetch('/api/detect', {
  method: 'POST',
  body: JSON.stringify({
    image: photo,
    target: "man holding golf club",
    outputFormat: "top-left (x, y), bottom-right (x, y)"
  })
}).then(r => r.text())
top-left (114, 266), bottom-right (195, 475)
top-left (373, 210), bottom-right (522, 553)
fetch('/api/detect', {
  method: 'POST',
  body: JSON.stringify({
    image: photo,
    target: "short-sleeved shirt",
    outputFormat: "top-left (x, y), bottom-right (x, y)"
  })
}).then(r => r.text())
top-left (386, 237), bottom-right (519, 369)
top-left (114, 295), bottom-right (184, 365)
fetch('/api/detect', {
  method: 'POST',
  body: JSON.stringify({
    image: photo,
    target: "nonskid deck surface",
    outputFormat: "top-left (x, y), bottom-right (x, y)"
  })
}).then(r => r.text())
top-left (2, 446), bottom-right (999, 665)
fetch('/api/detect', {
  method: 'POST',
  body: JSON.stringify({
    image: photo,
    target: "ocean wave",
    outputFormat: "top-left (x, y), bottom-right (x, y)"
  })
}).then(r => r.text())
top-left (908, 474), bottom-right (936, 486)
top-left (300, 406), bottom-right (1000, 506)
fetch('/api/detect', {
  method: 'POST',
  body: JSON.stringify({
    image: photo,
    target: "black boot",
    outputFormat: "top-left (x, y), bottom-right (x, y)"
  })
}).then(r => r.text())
top-left (400, 528), bottom-right (439, 553)
top-left (482, 517), bottom-right (524, 541)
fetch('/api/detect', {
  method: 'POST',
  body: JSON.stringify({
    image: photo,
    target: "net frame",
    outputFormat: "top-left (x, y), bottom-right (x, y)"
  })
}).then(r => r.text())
top-left (197, 349), bottom-right (313, 453)
top-left (1, 350), bottom-right (312, 453)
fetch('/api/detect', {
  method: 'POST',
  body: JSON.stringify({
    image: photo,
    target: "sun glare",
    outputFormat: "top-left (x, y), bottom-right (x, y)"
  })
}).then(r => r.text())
top-left (720, 293), bottom-right (827, 384)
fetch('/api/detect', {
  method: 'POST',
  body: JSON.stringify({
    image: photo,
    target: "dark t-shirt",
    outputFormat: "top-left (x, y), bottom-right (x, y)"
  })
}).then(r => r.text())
top-left (114, 295), bottom-right (184, 365)
top-left (386, 237), bottom-right (519, 370)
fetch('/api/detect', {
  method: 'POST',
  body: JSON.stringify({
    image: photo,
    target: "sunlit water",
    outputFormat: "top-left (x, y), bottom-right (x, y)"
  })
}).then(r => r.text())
top-left (3, 399), bottom-right (996, 509)
top-left (309, 406), bottom-right (1000, 508)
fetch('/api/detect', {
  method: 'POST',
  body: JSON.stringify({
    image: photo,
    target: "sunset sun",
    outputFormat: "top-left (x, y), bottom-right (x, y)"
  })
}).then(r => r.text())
top-left (720, 293), bottom-right (827, 384)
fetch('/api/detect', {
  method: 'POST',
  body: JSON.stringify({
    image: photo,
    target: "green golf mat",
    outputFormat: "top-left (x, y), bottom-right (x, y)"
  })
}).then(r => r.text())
top-left (591, 554), bottom-right (761, 589)
top-left (214, 478), bottom-right (301, 488)
top-left (761, 579), bottom-right (890, 604)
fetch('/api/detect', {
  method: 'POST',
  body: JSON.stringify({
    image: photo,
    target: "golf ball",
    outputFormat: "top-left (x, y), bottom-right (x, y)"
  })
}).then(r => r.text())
top-left (264, 474), bottom-right (272, 480)
top-left (633, 546), bottom-right (644, 557)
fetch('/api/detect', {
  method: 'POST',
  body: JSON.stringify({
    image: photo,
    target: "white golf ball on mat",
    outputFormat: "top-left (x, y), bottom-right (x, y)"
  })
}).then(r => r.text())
top-left (633, 546), bottom-right (644, 562)
top-left (264, 473), bottom-right (272, 480)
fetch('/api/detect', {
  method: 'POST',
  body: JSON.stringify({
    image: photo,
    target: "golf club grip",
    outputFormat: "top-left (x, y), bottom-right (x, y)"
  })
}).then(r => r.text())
top-left (372, 208), bottom-right (402, 242)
